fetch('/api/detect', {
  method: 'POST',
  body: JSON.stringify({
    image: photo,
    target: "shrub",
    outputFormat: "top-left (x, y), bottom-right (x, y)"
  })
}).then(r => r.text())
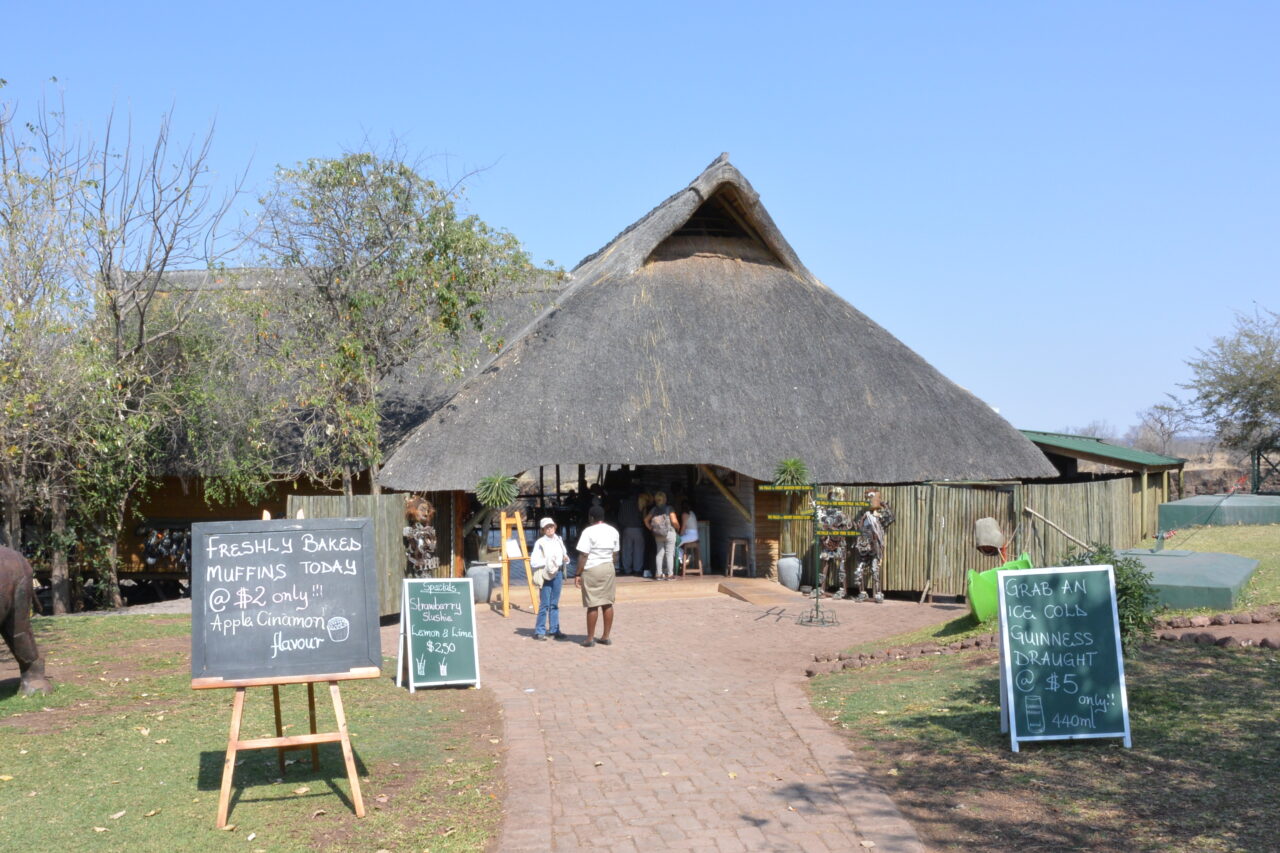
top-left (1062, 542), bottom-right (1161, 653)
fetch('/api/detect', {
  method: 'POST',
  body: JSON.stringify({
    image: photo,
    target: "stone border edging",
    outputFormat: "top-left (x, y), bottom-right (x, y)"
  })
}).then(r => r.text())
top-left (802, 605), bottom-right (1280, 677)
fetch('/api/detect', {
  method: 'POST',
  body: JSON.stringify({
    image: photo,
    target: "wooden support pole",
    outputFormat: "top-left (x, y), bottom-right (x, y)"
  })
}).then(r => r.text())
top-left (698, 465), bottom-right (752, 524)
top-left (1023, 506), bottom-right (1090, 550)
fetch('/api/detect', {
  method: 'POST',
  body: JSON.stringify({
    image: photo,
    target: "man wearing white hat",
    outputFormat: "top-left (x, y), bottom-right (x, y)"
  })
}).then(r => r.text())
top-left (529, 517), bottom-right (570, 640)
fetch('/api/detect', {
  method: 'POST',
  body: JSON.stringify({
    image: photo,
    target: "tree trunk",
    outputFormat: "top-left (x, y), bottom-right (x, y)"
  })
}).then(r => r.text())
top-left (342, 468), bottom-right (354, 499)
top-left (369, 459), bottom-right (381, 497)
top-left (103, 498), bottom-right (126, 609)
top-left (51, 491), bottom-right (70, 614)
top-left (2, 480), bottom-right (20, 550)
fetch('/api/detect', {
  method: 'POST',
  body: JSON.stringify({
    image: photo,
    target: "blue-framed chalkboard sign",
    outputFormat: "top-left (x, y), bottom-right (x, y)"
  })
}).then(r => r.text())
top-left (997, 565), bottom-right (1132, 752)
top-left (190, 518), bottom-right (382, 684)
top-left (397, 578), bottom-right (481, 690)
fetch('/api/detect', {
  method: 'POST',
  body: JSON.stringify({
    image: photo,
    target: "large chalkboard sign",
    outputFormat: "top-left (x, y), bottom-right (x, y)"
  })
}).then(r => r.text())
top-left (997, 565), bottom-right (1131, 751)
top-left (397, 578), bottom-right (480, 690)
top-left (190, 518), bottom-right (382, 684)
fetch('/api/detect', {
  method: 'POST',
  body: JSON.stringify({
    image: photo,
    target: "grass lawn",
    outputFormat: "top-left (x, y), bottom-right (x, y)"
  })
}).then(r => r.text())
top-left (0, 614), bottom-right (504, 852)
top-left (810, 524), bottom-right (1280, 852)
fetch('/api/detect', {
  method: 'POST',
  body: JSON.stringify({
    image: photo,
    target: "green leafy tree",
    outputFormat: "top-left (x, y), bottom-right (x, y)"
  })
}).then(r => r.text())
top-left (1184, 307), bottom-right (1280, 454)
top-left (253, 149), bottom-right (552, 496)
top-left (0, 87), bottom-right (98, 611)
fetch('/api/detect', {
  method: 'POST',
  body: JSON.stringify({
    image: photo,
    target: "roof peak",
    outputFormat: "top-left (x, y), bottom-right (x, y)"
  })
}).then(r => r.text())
top-left (570, 154), bottom-right (812, 283)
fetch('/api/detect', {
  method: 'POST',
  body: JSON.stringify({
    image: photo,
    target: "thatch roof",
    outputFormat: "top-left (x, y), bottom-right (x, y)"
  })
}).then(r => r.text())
top-left (379, 154), bottom-right (1056, 492)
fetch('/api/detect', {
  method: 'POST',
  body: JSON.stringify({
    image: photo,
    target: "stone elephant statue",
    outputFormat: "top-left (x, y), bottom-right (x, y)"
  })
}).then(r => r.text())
top-left (1, 546), bottom-right (53, 696)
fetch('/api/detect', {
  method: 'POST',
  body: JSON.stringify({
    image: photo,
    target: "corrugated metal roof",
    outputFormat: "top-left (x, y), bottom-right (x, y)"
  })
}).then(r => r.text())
top-left (1020, 430), bottom-right (1186, 470)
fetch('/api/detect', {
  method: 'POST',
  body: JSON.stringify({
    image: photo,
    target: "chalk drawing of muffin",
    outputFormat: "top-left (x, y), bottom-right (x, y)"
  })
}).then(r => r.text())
top-left (326, 616), bottom-right (350, 643)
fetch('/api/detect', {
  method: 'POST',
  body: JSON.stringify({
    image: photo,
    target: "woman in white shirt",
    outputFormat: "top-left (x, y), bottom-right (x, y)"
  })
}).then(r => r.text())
top-left (574, 504), bottom-right (619, 647)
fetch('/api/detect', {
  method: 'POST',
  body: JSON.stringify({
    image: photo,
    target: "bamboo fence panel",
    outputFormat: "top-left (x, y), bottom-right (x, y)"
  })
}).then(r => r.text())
top-left (285, 494), bottom-right (407, 617)
top-left (807, 478), bottom-right (1154, 597)
top-left (755, 475), bottom-right (1163, 596)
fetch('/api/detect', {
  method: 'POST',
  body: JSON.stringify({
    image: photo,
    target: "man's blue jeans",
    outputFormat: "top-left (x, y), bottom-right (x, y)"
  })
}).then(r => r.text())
top-left (535, 569), bottom-right (563, 636)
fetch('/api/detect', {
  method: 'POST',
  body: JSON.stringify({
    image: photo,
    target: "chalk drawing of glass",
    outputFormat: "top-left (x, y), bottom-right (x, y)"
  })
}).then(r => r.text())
top-left (1024, 695), bottom-right (1045, 734)
top-left (439, 661), bottom-right (448, 677)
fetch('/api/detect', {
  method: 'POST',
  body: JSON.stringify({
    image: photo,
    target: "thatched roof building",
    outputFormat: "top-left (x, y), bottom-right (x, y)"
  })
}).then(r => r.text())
top-left (379, 154), bottom-right (1055, 492)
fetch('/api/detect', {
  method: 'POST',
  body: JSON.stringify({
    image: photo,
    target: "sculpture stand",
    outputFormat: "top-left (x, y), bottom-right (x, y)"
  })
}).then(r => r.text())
top-left (796, 584), bottom-right (839, 627)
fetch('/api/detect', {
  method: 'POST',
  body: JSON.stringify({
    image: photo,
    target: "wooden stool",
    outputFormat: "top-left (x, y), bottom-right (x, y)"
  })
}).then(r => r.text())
top-left (726, 538), bottom-right (750, 578)
top-left (681, 541), bottom-right (703, 576)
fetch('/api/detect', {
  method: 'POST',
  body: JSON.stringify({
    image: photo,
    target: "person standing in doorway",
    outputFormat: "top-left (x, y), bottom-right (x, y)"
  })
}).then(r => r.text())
top-left (616, 489), bottom-right (646, 576)
top-left (647, 491), bottom-right (679, 581)
top-left (574, 505), bottom-right (619, 646)
top-left (678, 499), bottom-right (701, 575)
top-left (529, 518), bottom-right (569, 640)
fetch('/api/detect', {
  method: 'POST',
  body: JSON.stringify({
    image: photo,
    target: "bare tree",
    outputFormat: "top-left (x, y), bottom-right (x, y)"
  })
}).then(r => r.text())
top-left (1127, 396), bottom-right (1193, 455)
top-left (73, 107), bottom-right (248, 607)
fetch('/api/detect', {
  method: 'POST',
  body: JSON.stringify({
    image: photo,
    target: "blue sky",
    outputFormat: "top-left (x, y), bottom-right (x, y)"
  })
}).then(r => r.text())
top-left (5, 1), bottom-right (1277, 436)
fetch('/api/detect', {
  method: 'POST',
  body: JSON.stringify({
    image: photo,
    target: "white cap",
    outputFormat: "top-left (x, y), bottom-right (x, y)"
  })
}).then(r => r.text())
top-left (540, 517), bottom-right (555, 529)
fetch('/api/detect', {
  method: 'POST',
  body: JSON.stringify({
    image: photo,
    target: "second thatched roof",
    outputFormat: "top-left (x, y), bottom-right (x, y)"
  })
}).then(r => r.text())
top-left (379, 154), bottom-right (1055, 492)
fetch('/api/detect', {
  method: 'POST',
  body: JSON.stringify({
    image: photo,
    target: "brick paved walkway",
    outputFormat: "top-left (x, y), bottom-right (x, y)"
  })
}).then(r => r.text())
top-left (474, 586), bottom-right (964, 852)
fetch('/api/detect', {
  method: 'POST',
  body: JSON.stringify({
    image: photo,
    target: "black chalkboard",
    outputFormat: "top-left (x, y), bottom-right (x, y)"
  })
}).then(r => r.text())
top-left (997, 565), bottom-right (1132, 751)
top-left (190, 518), bottom-right (382, 683)
top-left (396, 579), bottom-right (480, 690)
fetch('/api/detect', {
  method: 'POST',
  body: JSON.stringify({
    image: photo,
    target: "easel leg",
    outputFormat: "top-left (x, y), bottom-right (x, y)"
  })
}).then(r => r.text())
top-left (217, 687), bottom-right (247, 828)
top-left (273, 684), bottom-right (286, 775)
top-left (307, 681), bottom-right (320, 769)
top-left (329, 681), bottom-right (365, 817)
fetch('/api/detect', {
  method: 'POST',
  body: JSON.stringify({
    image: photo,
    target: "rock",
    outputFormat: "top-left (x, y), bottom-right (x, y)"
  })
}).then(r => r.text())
top-left (959, 640), bottom-right (973, 650)
top-left (1168, 616), bottom-right (1191, 628)
top-left (1195, 632), bottom-right (1219, 644)
top-left (841, 659), bottom-right (863, 670)
top-left (1210, 613), bottom-right (1232, 626)
top-left (1159, 631), bottom-right (1181, 641)
top-left (1180, 631), bottom-right (1202, 642)
top-left (1260, 638), bottom-right (1280, 650)
top-left (1230, 613), bottom-right (1254, 625)
top-left (1189, 616), bottom-right (1212, 628)
top-left (1215, 636), bottom-right (1242, 648)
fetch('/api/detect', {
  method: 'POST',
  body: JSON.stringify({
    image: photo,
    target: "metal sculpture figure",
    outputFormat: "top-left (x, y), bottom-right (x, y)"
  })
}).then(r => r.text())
top-left (816, 488), bottom-right (853, 598)
top-left (0, 546), bottom-right (53, 696)
top-left (852, 491), bottom-right (895, 603)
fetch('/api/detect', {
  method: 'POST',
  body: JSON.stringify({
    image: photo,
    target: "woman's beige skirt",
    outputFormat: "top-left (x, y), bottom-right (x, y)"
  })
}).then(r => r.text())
top-left (579, 561), bottom-right (616, 607)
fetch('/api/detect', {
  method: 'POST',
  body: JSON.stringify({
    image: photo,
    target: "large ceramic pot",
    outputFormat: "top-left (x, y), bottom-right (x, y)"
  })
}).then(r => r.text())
top-left (466, 562), bottom-right (492, 604)
top-left (777, 553), bottom-right (802, 591)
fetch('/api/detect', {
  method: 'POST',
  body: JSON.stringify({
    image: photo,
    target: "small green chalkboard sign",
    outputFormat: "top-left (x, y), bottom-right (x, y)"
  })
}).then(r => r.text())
top-left (396, 578), bottom-right (480, 691)
top-left (997, 565), bottom-right (1132, 752)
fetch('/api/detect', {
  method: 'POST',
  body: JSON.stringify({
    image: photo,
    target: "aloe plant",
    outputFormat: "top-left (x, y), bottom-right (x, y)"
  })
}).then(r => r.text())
top-left (475, 473), bottom-right (519, 510)
top-left (772, 458), bottom-right (810, 555)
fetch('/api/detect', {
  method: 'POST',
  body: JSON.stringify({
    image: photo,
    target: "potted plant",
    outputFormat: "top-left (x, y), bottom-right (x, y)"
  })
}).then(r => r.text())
top-left (772, 458), bottom-right (809, 590)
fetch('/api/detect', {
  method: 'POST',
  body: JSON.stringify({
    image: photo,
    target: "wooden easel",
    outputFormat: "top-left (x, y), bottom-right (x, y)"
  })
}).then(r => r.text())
top-left (498, 510), bottom-right (539, 618)
top-left (193, 667), bottom-right (379, 828)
